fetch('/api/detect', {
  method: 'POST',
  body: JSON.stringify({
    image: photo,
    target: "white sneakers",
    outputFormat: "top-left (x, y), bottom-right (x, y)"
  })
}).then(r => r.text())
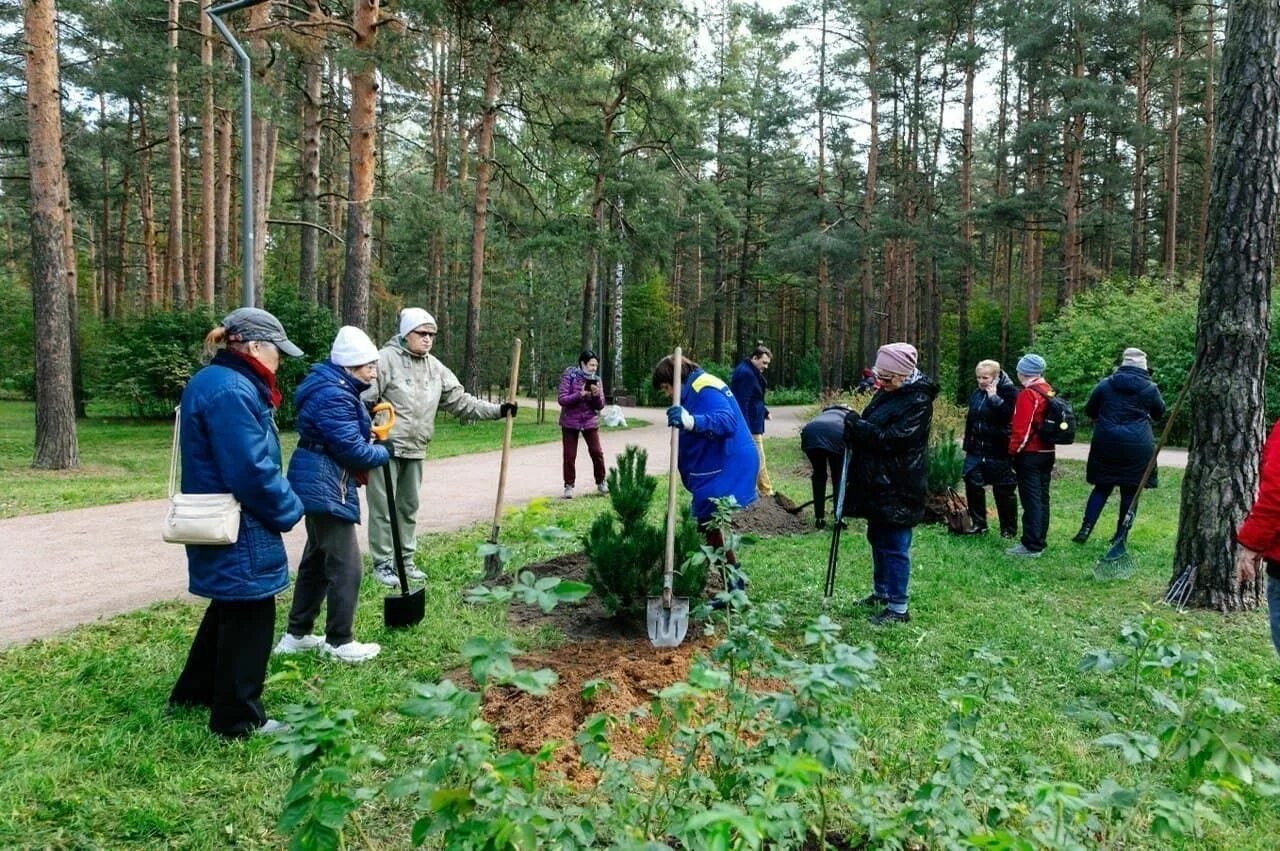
top-left (373, 560), bottom-right (426, 587)
top-left (563, 486), bottom-right (574, 499)
top-left (596, 482), bottom-right (609, 495)
top-left (274, 633), bottom-right (324, 654)
top-left (274, 633), bottom-right (380, 663)
top-left (256, 719), bottom-right (289, 735)
top-left (323, 640), bottom-right (380, 663)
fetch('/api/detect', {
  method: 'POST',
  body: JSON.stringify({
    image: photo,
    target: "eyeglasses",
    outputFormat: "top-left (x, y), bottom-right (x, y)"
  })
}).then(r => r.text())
top-left (409, 330), bottom-right (436, 338)
top-left (874, 369), bottom-right (906, 382)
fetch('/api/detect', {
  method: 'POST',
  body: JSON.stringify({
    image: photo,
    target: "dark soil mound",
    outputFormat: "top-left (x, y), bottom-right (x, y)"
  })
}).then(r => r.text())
top-left (503, 552), bottom-right (646, 641)
top-left (734, 493), bottom-right (811, 536)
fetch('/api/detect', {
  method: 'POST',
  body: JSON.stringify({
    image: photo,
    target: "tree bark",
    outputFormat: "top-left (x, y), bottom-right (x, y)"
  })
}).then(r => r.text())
top-left (24, 0), bottom-right (79, 469)
top-left (341, 0), bottom-right (380, 328)
top-left (1163, 4), bottom-right (1184, 278)
top-left (1197, 1), bottom-right (1216, 276)
top-left (215, 107), bottom-right (232, 306)
top-left (1130, 14), bottom-right (1149, 277)
top-left (298, 0), bottom-right (324, 303)
top-left (463, 30), bottom-right (501, 392)
top-left (199, 4), bottom-right (216, 305)
top-left (137, 103), bottom-right (160, 310)
top-left (166, 0), bottom-right (185, 307)
top-left (957, 8), bottom-right (975, 399)
top-left (1060, 15), bottom-right (1085, 304)
top-left (1172, 0), bottom-right (1280, 612)
top-left (860, 35), bottom-right (879, 369)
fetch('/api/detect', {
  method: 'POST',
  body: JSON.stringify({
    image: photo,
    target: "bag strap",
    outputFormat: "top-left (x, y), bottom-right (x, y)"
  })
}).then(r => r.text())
top-left (169, 405), bottom-right (181, 499)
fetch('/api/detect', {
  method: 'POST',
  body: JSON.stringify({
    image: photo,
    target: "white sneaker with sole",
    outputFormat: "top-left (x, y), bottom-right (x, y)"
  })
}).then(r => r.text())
top-left (256, 719), bottom-right (289, 735)
top-left (596, 482), bottom-right (609, 495)
top-left (273, 633), bottom-right (324, 654)
top-left (563, 486), bottom-right (574, 499)
top-left (372, 561), bottom-right (400, 588)
top-left (323, 640), bottom-right (380, 664)
top-left (404, 563), bottom-right (426, 582)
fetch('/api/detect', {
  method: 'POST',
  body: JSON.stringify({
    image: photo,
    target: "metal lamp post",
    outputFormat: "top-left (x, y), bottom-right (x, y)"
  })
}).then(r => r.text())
top-left (207, 0), bottom-right (271, 308)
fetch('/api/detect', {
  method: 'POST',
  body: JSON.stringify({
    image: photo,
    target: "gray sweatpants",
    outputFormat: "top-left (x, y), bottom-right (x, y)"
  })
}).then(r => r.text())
top-left (287, 514), bottom-right (362, 646)
top-left (365, 455), bottom-right (423, 569)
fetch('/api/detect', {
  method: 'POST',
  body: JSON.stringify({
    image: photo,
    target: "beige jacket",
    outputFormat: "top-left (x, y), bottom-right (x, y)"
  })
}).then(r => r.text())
top-left (362, 337), bottom-right (501, 459)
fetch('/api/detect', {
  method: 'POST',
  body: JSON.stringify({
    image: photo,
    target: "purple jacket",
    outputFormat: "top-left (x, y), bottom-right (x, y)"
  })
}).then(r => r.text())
top-left (558, 366), bottom-right (604, 430)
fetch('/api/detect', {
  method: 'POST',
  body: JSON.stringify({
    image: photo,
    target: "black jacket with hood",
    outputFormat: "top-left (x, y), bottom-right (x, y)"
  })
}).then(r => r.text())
top-left (963, 371), bottom-right (1019, 459)
top-left (1084, 365), bottom-right (1166, 487)
top-left (842, 373), bottom-right (939, 527)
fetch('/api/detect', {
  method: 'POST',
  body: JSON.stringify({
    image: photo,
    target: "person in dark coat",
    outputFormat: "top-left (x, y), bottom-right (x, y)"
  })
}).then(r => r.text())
top-left (730, 345), bottom-right (773, 497)
top-left (962, 359), bottom-right (1020, 537)
top-left (168, 308), bottom-right (305, 738)
top-left (277, 326), bottom-right (390, 665)
top-left (557, 350), bottom-right (608, 499)
top-left (842, 343), bottom-right (937, 625)
top-left (1072, 348), bottom-right (1166, 544)
top-left (800, 405), bottom-right (850, 529)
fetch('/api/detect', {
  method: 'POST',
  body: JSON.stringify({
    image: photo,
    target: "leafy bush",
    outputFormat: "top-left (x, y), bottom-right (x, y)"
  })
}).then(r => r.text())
top-left (583, 445), bottom-right (701, 616)
top-left (0, 271), bottom-right (34, 399)
top-left (927, 428), bottom-right (965, 493)
top-left (765, 386), bottom-right (818, 405)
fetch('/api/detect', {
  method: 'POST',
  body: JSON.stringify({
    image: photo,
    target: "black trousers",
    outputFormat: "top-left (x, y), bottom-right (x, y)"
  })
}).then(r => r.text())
top-left (1015, 452), bottom-right (1055, 552)
top-left (288, 514), bottom-right (362, 646)
top-left (804, 448), bottom-right (843, 522)
top-left (964, 481), bottom-right (1019, 535)
top-left (169, 597), bottom-right (275, 738)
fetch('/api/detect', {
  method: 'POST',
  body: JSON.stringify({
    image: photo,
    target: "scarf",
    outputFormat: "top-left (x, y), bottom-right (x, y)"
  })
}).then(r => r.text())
top-left (218, 349), bottom-right (283, 408)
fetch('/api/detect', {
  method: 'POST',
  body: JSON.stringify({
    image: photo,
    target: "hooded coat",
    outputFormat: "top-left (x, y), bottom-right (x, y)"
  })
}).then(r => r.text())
top-left (1084, 365), bottom-right (1166, 487)
top-left (729, 358), bottom-right (768, 434)
top-left (677, 368), bottom-right (759, 522)
top-left (557, 365), bottom-right (604, 430)
top-left (361, 337), bottom-right (501, 459)
top-left (963, 371), bottom-right (1019, 459)
top-left (178, 351), bottom-right (304, 601)
top-left (842, 374), bottom-right (939, 527)
top-left (287, 360), bottom-right (390, 522)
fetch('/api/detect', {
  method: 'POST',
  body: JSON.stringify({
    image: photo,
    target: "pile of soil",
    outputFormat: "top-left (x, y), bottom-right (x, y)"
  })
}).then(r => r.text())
top-left (481, 635), bottom-right (712, 779)
top-left (734, 493), bottom-right (811, 536)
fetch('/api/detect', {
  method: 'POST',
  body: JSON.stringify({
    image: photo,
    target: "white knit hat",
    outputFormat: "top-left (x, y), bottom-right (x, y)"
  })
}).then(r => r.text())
top-left (1121, 347), bottom-right (1148, 370)
top-left (398, 307), bottom-right (437, 338)
top-left (330, 326), bottom-right (379, 367)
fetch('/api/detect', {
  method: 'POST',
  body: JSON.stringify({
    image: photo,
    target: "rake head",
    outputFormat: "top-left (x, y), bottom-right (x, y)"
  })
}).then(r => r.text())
top-left (1092, 536), bottom-right (1135, 581)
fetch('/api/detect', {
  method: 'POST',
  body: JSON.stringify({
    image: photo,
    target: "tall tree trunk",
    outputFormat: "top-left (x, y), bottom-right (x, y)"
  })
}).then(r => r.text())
top-left (1173, 0), bottom-right (1280, 612)
top-left (199, 4), bottom-right (216, 305)
top-left (1061, 60), bottom-right (1085, 303)
top-left (463, 31), bottom-right (501, 392)
top-left (581, 173), bottom-right (606, 352)
top-left (1197, 1), bottom-right (1216, 275)
top-left (341, 0), bottom-right (380, 328)
top-left (99, 86), bottom-right (113, 318)
top-left (215, 107), bottom-right (232, 306)
top-left (429, 29), bottom-right (449, 314)
top-left (860, 37), bottom-right (879, 369)
top-left (1130, 15), bottom-right (1149, 277)
top-left (1163, 5), bottom-right (1183, 278)
top-left (166, 0), bottom-right (185, 307)
top-left (247, 2), bottom-right (275, 305)
top-left (298, 0), bottom-right (323, 303)
top-left (24, 0), bottom-right (79, 469)
top-left (611, 196), bottom-right (625, 395)
top-left (815, 0), bottom-right (831, 387)
top-left (957, 8), bottom-right (975, 400)
top-left (137, 103), bottom-right (160, 310)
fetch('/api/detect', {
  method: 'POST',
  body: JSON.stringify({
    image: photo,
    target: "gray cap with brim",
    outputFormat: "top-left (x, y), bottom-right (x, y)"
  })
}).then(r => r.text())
top-left (222, 307), bottom-right (304, 357)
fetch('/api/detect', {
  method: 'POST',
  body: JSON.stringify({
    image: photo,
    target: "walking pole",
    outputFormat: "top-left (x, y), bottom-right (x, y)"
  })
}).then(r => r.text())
top-left (823, 446), bottom-right (853, 605)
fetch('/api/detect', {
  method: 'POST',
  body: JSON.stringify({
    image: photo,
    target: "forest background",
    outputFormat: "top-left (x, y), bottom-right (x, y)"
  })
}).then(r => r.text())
top-left (3, 0), bottom-right (1277, 428)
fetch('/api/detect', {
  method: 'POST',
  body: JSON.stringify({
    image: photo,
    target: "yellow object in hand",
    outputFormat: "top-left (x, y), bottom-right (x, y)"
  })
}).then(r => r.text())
top-left (370, 402), bottom-right (395, 442)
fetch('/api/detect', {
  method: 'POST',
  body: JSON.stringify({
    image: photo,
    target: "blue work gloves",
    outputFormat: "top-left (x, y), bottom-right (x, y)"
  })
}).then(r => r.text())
top-left (667, 405), bottom-right (695, 431)
top-left (842, 408), bottom-right (862, 445)
top-left (499, 401), bottom-right (518, 418)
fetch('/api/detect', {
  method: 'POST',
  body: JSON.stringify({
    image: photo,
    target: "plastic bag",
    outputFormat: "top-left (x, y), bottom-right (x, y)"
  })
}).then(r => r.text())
top-left (601, 404), bottom-right (627, 428)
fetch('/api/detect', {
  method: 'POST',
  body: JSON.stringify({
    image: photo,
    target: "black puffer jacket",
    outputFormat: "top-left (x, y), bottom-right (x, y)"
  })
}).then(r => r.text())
top-left (962, 371), bottom-right (1018, 458)
top-left (1084, 366), bottom-right (1166, 487)
top-left (842, 374), bottom-right (939, 527)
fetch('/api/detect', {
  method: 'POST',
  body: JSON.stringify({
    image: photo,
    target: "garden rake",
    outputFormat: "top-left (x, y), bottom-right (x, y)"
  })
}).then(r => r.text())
top-left (1094, 370), bottom-right (1193, 581)
top-left (822, 446), bottom-right (853, 606)
top-left (483, 338), bottom-right (522, 581)
top-left (648, 347), bottom-right (689, 647)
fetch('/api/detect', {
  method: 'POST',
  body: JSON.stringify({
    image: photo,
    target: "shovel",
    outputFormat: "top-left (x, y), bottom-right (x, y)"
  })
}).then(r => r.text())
top-left (483, 338), bottom-right (522, 580)
top-left (370, 404), bottom-right (425, 629)
top-left (822, 446), bottom-right (852, 605)
top-left (648, 346), bottom-right (690, 647)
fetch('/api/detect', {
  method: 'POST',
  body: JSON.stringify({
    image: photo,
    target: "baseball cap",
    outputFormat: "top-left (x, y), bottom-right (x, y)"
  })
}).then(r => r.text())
top-left (222, 307), bottom-right (304, 357)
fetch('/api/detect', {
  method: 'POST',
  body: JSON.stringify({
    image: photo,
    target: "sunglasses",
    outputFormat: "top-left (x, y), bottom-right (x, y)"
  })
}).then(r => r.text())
top-left (409, 330), bottom-right (437, 338)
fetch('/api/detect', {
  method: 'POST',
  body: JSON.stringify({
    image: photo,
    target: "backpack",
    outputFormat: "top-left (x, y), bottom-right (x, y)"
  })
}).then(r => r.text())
top-left (1032, 386), bottom-right (1076, 445)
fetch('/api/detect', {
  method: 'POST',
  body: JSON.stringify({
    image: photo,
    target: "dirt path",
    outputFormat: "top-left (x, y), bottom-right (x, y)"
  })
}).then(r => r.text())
top-left (0, 404), bottom-right (808, 648)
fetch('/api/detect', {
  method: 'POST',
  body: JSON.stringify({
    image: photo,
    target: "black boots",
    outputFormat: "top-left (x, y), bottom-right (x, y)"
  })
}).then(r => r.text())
top-left (1072, 522), bottom-right (1094, 544)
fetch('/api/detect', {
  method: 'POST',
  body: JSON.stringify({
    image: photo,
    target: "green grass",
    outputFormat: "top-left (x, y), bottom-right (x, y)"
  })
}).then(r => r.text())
top-left (0, 400), bottom-right (623, 518)
top-left (0, 437), bottom-right (1276, 848)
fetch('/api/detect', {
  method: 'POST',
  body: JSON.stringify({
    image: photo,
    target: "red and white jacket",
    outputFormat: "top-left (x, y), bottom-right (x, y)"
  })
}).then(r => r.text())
top-left (1237, 418), bottom-right (1280, 560)
top-left (1007, 377), bottom-right (1056, 455)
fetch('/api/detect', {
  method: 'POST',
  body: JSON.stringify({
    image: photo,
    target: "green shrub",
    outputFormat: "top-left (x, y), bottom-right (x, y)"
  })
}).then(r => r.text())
top-left (0, 271), bottom-right (35, 399)
top-left (583, 445), bottom-right (702, 616)
top-left (927, 428), bottom-right (965, 493)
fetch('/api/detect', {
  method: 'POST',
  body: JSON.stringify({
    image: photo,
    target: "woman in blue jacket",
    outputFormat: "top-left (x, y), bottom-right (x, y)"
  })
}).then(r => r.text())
top-left (276, 327), bottom-right (390, 664)
top-left (652, 354), bottom-right (758, 599)
top-left (168, 308), bottom-right (305, 738)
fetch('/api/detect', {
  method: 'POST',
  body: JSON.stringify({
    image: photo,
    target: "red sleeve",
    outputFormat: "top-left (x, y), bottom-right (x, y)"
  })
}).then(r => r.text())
top-left (1237, 418), bottom-right (1280, 555)
top-left (1008, 389), bottom-right (1040, 455)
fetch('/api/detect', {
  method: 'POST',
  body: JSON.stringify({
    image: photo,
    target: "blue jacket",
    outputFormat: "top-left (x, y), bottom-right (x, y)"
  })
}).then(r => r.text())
top-left (287, 360), bottom-right (390, 523)
top-left (730, 359), bottom-right (768, 434)
top-left (1084, 365), bottom-right (1166, 487)
top-left (678, 368), bottom-right (759, 522)
top-left (179, 351), bottom-right (304, 601)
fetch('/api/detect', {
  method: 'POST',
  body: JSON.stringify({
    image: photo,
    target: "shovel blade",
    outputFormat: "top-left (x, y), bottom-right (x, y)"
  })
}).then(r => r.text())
top-left (384, 587), bottom-right (426, 629)
top-left (646, 596), bottom-right (689, 647)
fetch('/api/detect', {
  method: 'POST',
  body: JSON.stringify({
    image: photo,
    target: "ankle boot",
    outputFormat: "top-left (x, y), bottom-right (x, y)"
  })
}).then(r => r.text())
top-left (1072, 523), bottom-right (1093, 544)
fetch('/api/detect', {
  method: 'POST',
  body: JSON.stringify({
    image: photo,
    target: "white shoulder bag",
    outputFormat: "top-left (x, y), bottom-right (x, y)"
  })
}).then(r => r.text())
top-left (162, 405), bottom-right (241, 545)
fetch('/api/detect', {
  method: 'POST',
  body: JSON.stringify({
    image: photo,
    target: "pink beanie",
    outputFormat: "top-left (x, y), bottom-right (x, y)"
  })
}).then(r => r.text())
top-left (875, 342), bottom-right (918, 375)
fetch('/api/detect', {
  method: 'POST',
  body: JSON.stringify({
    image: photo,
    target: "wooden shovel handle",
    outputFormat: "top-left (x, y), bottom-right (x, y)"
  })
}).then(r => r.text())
top-left (491, 338), bottom-right (522, 530)
top-left (663, 347), bottom-right (682, 605)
